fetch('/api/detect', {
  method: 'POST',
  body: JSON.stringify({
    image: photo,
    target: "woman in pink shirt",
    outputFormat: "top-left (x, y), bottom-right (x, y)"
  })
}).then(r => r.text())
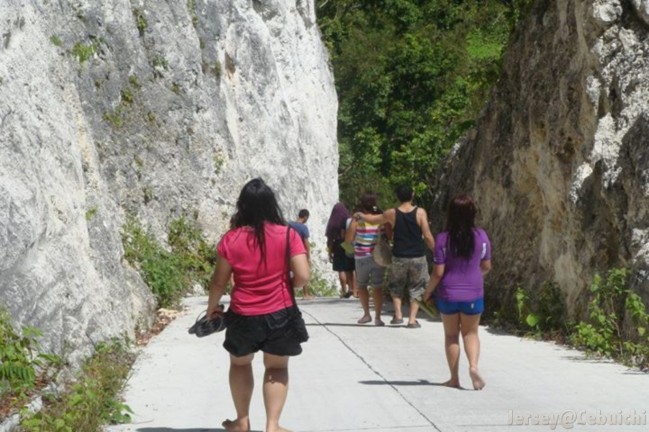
top-left (207, 178), bottom-right (310, 432)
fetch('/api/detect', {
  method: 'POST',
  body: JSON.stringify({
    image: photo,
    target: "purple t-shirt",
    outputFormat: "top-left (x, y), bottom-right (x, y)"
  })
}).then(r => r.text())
top-left (433, 228), bottom-right (491, 302)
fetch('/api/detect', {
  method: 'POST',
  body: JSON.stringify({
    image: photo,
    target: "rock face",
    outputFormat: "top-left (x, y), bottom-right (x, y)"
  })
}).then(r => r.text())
top-left (0, 0), bottom-right (338, 362)
top-left (430, 0), bottom-right (649, 314)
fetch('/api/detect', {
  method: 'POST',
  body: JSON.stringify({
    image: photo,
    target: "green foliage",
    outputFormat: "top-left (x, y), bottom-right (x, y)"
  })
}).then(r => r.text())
top-left (337, 141), bottom-right (394, 211)
top-left (103, 106), bottom-right (126, 128)
top-left (317, 0), bottom-right (530, 204)
top-left (187, 0), bottom-right (199, 27)
top-left (152, 54), bottom-right (168, 70)
top-left (167, 217), bottom-right (217, 290)
top-left (211, 61), bottom-right (221, 79)
top-left (122, 216), bottom-right (216, 308)
top-left (129, 74), bottom-right (141, 89)
top-left (50, 35), bottom-right (63, 47)
top-left (514, 283), bottom-right (568, 337)
top-left (133, 8), bottom-right (148, 37)
top-left (509, 269), bottom-right (649, 368)
top-left (70, 41), bottom-right (98, 63)
top-left (85, 207), bottom-right (98, 221)
top-left (570, 269), bottom-right (649, 367)
top-left (0, 307), bottom-right (61, 412)
top-left (213, 152), bottom-right (225, 174)
top-left (307, 270), bottom-right (337, 298)
top-left (21, 338), bottom-right (135, 431)
top-left (121, 88), bottom-right (134, 105)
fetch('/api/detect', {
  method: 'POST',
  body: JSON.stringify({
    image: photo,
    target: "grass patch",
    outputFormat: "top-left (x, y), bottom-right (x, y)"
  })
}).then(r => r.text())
top-left (103, 105), bottom-right (126, 128)
top-left (133, 8), bottom-right (148, 37)
top-left (122, 216), bottom-right (216, 308)
top-left (49, 35), bottom-right (63, 47)
top-left (0, 308), bottom-right (61, 418)
top-left (570, 268), bottom-right (649, 368)
top-left (501, 268), bottom-right (649, 369)
top-left (85, 207), bottom-right (98, 221)
top-left (70, 41), bottom-right (98, 64)
top-left (307, 269), bottom-right (337, 298)
top-left (129, 74), bottom-right (141, 89)
top-left (20, 338), bottom-right (135, 431)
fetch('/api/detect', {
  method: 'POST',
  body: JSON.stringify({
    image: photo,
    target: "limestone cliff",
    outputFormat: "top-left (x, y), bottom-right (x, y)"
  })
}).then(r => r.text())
top-left (430, 0), bottom-right (649, 313)
top-left (0, 0), bottom-right (338, 363)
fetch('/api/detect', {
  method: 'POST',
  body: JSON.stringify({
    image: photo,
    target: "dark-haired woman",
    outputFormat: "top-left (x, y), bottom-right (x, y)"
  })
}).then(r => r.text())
top-left (422, 194), bottom-right (491, 390)
top-left (325, 202), bottom-right (356, 298)
top-left (345, 192), bottom-right (391, 326)
top-left (207, 178), bottom-right (310, 432)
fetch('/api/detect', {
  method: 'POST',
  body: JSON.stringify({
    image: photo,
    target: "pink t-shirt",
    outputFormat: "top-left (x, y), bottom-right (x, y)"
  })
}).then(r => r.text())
top-left (217, 223), bottom-right (307, 316)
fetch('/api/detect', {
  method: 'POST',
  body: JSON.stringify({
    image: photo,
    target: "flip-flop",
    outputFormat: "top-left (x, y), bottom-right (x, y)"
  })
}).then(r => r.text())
top-left (406, 320), bottom-right (421, 328)
top-left (357, 315), bottom-right (371, 324)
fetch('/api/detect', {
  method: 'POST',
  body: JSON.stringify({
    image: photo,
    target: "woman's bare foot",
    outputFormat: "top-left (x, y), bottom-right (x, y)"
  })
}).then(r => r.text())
top-left (442, 378), bottom-right (460, 388)
top-left (222, 418), bottom-right (250, 432)
top-left (469, 367), bottom-right (485, 390)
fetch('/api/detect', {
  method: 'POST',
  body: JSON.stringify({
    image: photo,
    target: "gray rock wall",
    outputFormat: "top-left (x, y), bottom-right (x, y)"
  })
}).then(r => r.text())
top-left (430, 0), bottom-right (649, 313)
top-left (0, 0), bottom-right (338, 362)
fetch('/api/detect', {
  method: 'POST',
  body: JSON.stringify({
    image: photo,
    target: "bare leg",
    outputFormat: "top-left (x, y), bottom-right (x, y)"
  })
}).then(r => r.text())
top-left (223, 354), bottom-right (254, 432)
top-left (460, 313), bottom-right (484, 390)
top-left (372, 287), bottom-right (384, 325)
top-left (302, 284), bottom-right (313, 299)
top-left (441, 313), bottom-right (461, 388)
top-left (344, 270), bottom-right (355, 297)
top-left (391, 295), bottom-right (403, 321)
top-left (338, 271), bottom-right (348, 297)
top-left (357, 287), bottom-right (371, 323)
top-left (408, 299), bottom-right (420, 326)
top-left (263, 353), bottom-right (291, 432)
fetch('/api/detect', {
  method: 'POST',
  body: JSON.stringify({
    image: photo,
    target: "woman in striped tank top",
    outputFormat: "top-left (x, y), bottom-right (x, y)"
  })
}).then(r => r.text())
top-left (345, 192), bottom-right (392, 326)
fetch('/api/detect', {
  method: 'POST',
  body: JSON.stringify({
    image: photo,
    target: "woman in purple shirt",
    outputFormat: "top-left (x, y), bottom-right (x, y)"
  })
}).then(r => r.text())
top-left (422, 194), bottom-right (491, 390)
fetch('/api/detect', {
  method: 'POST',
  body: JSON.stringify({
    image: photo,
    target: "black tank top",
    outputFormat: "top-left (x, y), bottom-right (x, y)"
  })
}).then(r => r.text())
top-left (392, 207), bottom-right (425, 258)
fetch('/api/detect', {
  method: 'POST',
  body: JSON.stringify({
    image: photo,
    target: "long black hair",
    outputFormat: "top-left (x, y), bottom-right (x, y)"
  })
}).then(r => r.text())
top-left (232, 178), bottom-right (285, 257)
top-left (445, 194), bottom-right (477, 260)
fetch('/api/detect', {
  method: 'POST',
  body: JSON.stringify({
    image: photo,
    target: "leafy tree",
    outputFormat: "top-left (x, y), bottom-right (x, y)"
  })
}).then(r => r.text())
top-left (317, 0), bottom-right (532, 206)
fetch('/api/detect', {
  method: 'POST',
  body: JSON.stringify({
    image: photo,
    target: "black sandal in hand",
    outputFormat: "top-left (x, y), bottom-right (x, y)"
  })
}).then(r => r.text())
top-left (188, 305), bottom-right (226, 337)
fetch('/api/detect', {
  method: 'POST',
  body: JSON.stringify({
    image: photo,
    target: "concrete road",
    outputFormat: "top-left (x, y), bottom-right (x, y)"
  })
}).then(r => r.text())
top-left (107, 296), bottom-right (649, 432)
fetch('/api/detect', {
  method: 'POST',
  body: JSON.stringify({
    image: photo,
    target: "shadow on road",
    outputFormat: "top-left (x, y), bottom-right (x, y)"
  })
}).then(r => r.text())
top-left (136, 428), bottom-right (223, 432)
top-left (360, 379), bottom-right (479, 391)
top-left (306, 322), bottom-right (406, 328)
top-left (359, 379), bottom-right (447, 386)
top-left (137, 428), bottom-right (262, 432)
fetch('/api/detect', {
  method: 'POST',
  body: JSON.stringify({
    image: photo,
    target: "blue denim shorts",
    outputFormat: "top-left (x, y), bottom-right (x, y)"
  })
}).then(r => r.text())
top-left (436, 298), bottom-right (484, 315)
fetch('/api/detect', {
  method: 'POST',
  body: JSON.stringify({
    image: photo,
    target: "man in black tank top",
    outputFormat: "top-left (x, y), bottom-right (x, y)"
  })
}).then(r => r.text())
top-left (355, 185), bottom-right (435, 327)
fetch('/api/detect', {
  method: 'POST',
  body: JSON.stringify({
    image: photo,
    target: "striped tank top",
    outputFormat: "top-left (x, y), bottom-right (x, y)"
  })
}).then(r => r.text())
top-left (354, 221), bottom-right (383, 259)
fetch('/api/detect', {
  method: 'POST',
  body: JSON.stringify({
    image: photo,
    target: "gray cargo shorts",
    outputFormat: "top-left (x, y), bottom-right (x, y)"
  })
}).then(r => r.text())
top-left (387, 256), bottom-right (429, 299)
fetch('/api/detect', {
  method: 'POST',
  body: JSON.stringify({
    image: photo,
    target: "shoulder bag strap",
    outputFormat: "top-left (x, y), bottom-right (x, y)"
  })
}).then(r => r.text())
top-left (285, 226), bottom-right (297, 307)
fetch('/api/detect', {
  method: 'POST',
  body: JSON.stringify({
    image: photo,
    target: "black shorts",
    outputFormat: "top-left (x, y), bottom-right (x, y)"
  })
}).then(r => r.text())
top-left (224, 307), bottom-right (305, 357)
top-left (332, 240), bottom-right (355, 272)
